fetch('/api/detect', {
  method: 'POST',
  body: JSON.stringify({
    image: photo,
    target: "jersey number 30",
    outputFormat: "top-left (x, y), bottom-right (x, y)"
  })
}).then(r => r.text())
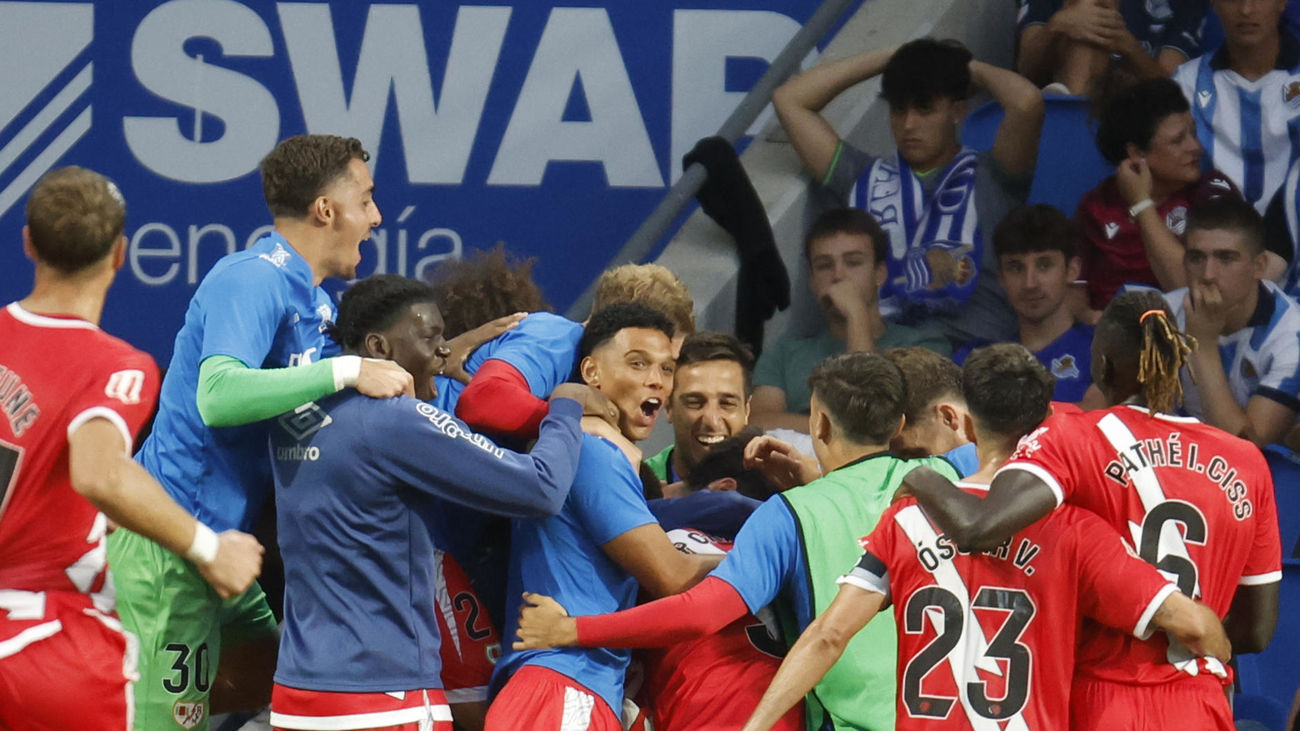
top-left (902, 586), bottom-right (1035, 720)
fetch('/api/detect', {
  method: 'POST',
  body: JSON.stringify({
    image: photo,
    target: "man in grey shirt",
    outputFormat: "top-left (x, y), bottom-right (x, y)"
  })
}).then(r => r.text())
top-left (773, 38), bottom-right (1044, 348)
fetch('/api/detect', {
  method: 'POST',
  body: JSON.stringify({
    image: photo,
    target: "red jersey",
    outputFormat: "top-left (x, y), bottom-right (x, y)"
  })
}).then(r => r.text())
top-left (636, 528), bottom-right (802, 731)
top-left (1001, 405), bottom-right (1281, 685)
top-left (1074, 171), bottom-right (1238, 309)
top-left (0, 303), bottom-right (159, 602)
top-left (845, 485), bottom-right (1176, 730)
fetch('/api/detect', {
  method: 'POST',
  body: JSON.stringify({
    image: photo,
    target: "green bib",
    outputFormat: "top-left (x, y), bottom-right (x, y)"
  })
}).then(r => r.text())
top-left (779, 453), bottom-right (959, 731)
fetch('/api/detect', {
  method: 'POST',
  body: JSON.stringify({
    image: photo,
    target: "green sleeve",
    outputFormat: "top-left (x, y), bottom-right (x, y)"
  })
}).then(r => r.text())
top-left (196, 354), bottom-right (339, 427)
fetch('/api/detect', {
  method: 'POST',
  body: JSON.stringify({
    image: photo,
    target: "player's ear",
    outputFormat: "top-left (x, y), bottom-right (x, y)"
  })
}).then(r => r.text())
top-left (962, 412), bottom-right (977, 444)
top-left (891, 414), bottom-right (906, 440)
top-left (707, 477), bottom-right (738, 492)
top-left (937, 402), bottom-right (963, 432)
top-left (20, 226), bottom-right (35, 263)
top-left (811, 408), bottom-right (833, 444)
top-left (579, 356), bottom-right (600, 388)
top-left (109, 235), bottom-right (127, 272)
top-left (363, 332), bottom-right (391, 360)
top-left (311, 194), bottom-right (333, 226)
top-left (1066, 255), bottom-right (1082, 282)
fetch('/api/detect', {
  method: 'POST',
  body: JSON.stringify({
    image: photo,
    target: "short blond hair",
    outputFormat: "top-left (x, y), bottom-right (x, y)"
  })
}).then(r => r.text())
top-left (590, 263), bottom-right (695, 336)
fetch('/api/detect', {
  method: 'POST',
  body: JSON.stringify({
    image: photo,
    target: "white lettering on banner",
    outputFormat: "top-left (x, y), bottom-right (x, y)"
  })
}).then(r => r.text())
top-left (123, 0), bottom-right (280, 183)
top-left (488, 7), bottom-right (663, 187)
top-left (279, 4), bottom-right (511, 184)
top-left (671, 10), bottom-right (805, 181)
top-left (124, 215), bottom-right (464, 287)
top-left (111, 2), bottom-right (804, 188)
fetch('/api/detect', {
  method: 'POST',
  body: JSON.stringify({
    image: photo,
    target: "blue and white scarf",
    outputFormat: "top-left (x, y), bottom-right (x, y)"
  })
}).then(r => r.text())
top-left (851, 148), bottom-right (982, 319)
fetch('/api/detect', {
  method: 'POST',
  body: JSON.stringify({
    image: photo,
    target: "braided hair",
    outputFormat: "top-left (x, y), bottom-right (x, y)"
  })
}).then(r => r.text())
top-left (1098, 290), bottom-right (1196, 415)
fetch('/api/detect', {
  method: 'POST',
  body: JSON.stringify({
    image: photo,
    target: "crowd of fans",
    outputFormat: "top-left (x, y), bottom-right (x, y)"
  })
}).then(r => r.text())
top-left (3, 1), bottom-right (1299, 730)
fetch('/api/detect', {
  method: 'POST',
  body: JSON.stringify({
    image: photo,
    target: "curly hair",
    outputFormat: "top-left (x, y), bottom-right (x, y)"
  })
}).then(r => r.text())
top-left (426, 244), bottom-right (551, 338)
top-left (329, 274), bottom-right (438, 351)
top-left (261, 134), bottom-right (369, 218)
top-left (590, 264), bottom-right (695, 337)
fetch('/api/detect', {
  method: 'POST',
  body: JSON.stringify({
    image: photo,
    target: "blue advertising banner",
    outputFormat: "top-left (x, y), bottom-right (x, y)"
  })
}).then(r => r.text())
top-left (0, 0), bottom-right (824, 362)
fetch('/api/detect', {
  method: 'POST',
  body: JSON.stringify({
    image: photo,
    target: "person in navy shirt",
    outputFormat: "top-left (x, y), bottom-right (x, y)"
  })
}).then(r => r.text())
top-left (268, 274), bottom-right (603, 731)
top-left (955, 205), bottom-right (1102, 406)
top-left (488, 303), bottom-right (721, 731)
top-left (109, 135), bottom-right (414, 729)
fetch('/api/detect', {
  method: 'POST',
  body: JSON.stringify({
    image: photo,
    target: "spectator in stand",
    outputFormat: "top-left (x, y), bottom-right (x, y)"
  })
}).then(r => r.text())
top-left (1075, 77), bottom-right (1245, 311)
top-left (956, 204), bottom-right (1105, 406)
top-left (773, 38), bottom-right (1043, 348)
top-left (1017, 0), bottom-right (1209, 95)
top-left (1165, 196), bottom-right (1300, 448)
top-left (1261, 156), bottom-right (1300, 295)
top-left (750, 209), bottom-right (949, 433)
top-left (1174, 0), bottom-right (1300, 212)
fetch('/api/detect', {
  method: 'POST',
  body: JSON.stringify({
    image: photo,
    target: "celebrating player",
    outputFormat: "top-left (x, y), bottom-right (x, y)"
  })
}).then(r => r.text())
top-left (741, 343), bottom-right (1230, 730)
top-left (110, 134), bottom-right (413, 730)
top-left (903, 290), bottom-right (1281, 728)
top-left (510, 352), bottom-right (959, 731)
top-left (0, 167), bottom-right (263, 729)
top-left (267, 274), bottom-right (602, 731)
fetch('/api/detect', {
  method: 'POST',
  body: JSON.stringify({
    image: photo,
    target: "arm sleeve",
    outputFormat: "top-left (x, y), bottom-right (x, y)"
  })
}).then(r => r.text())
top-left (710, 498), bottom-right (803, 612)
top-left (574, 576), bottom-right (751, 648)
top-left (66, 346), bottom-right (161, 451)
top-left (198, 259), bottom-right (286, 367)
top-left (1071, 510), bottom-right (1180, 639)
top-left (822, 142), bottom-right (875, 199)
top-left (995, 414), bottom-right (1083, 507)
top-left (1240, 454), bottom-right (1283, 585)
top-left (196, 355), bottom-right (338, 427)
top-left (370, 397), bottom-right (585, 519)
top-left (455, 359), bottom-right (551, 438)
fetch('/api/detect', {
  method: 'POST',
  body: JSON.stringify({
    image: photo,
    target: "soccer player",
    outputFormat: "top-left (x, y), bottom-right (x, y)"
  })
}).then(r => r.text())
top-left (266, 274), bottom-right (601, 731)
top-left (1074, 77), bottom-right (1245, 310)
top-left (1174, 0), bottom-right (1299, 211)
top-left (487, 303), bottom-right (718, 731)
top-left (956, 205), bottom-right (1103, 405)
top-left (511, 352), bottom-right (961, 731)
top-left (773, 38), bottom-right (1043, 346)
top-left (1167, 196), bottom-right (1300, 448)
top-left (902, 289), bottom-right (1281, 729)
top-left (645, 332), bottom-right (754, 485)
top-left (110, 134), bottom-right (413, 730)
top-left (0, 167), bottom-right (263, 729)
top-left (750, 209), bottom-right (950, 432)
top-left (740, 343), bottom-right (1230, 730)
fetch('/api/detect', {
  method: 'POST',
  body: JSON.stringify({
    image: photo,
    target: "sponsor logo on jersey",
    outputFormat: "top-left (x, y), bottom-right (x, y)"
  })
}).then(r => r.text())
top-left (105, 369), bottom-right (146, 405)
top-left (1197, 90), bottom-right (1212, 108)
top-left (1283, 80), bottom-right (1300, 108)
top-left (172, 700), bottom-right (204, 729)
top-left (1104, 221), bottom-right (1120, 239)
top-left (1050, 354), bottom-right (1080, 381)
top-left (1166, 205), bottom-right (1188, 235)
top-left (258, 242), bottom-right (292, 268)
top-left (278, 402), bottom-right (333, 441)
top-left (276, 444), bottom-right (321, 461)
top-left (0, 3), bottom-right (94, 220)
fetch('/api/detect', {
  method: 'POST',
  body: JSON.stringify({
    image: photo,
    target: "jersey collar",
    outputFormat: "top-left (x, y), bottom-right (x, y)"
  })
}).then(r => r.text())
top-left (829, 448), bottom-right (895, 475)
top-left (1247, 281), bottom-right (1276, 329)
top-left (5, 302), bottom-right (98, 330)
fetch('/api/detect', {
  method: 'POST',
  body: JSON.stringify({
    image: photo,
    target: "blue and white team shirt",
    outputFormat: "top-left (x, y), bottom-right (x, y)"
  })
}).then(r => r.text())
top-left (1174, 31), bottom-right (1300, 212)
top-left (136, 232), bottom-right (337, 532)
top-left (433, 312), bottom-right (583, 413)
top-left (1166, 280), bottom-right (1300, 417)
top-left (271, 392), bottom-right (584, 692)
top-left (954, 323), bottom-right (1095, 403)
top-left (494, 435), bottom-right (659, 716)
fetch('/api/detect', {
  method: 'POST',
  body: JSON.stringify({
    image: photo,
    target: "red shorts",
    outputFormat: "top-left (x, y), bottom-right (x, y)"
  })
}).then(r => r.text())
top-left (485, 666), bottom-right (622, 731)
top-left (0, 590), bottom-right (136, 731)
top-left (433, 550), bottom-right (500, 704)
top-left (1070, 675), bottom-right (1233, 731)
top-left (270, 685), bottom-right (453, 730)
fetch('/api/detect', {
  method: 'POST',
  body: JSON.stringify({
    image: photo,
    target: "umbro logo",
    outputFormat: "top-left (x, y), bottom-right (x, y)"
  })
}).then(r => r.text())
top-left (1197, 90), bottom-right (1212, 108)
top-left (1104, 222), bottom-right (1120, 239)
top-left (278, 402), bottom-right (333, 441)
top-left (0, 3), bottom-right (94, 220)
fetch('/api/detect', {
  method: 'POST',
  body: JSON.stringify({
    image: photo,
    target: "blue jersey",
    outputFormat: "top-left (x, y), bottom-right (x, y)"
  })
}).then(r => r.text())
top-left (710, 499), bottom-right (816, 631)
top-left (954, 323), bottom-right (1094, 403)
top-left (272, 393), bottom-right (584, 692)
top-left (943, 443), bottom-right (980, 478)
top-left (494, 435), bottom-right (658, 716)
top-left (438, 312), bottom-right (584, 410)
top-left (650, 490), bottom-right (760, 539)
top-left (137, 233), bottom-right (337, 531)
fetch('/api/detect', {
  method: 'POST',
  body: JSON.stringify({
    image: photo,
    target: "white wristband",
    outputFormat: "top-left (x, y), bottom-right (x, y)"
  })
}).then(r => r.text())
top-left (185, 522), bottom-right (219, 566)
top-left (332, 355), bottom-right (362, 391)
top-left (1127, 198), bottom-right (1155, 218)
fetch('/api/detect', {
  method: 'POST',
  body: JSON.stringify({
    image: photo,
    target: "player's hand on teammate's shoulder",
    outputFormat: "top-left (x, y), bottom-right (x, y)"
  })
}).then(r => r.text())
top-left (551, 383), bottom-right (619, 428)
top-left (513, 592), bottom-right (578, 650)
top-left (356, 358), bottom-right (415, 399)
top-left (443, 312), bottom-right (527, 384)
top-left (744, 435), bottom-right (819, 491)
top-left (197, 530), bottom-right (265, 599)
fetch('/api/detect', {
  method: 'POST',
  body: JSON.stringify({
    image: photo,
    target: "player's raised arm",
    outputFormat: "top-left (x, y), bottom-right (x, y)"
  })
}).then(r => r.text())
top-left (741, 583), bottom-right (886, 731)
top-left (68, 418), bottom-right (262, 598)
top-left (904, 464), bottom-right (1057, 552)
